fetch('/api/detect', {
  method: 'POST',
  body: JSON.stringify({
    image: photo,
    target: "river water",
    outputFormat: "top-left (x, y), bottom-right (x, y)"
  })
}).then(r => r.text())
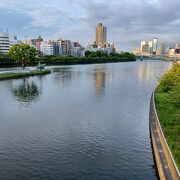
top-left (0, 61), bottom-right (171, 180)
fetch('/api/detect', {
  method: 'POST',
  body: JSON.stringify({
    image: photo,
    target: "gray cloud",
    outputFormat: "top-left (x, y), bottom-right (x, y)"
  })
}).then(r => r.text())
top-left (78, 0), bottom-right (180, 50)
top-left (0, 0), bottom-right (180, 51)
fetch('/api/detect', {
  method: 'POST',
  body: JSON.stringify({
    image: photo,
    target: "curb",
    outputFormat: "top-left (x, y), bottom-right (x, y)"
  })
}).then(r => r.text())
top-left (149, 91), bottom-right (180, 180)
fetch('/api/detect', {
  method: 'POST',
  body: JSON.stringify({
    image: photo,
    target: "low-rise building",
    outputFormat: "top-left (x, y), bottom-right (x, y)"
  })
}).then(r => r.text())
top-left (133, 48), bottom-right (141, 55)
top-left (168, 48), bottom-right (175, 57)
top-left (70, 47), bottom-right (84, 57)
top-left (85, 43), bottom-right (115, 54)
top-left (24, 36), bottom-right (43, 51)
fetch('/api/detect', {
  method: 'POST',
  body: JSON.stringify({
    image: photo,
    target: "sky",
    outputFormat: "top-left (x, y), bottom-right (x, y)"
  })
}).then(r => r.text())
top-left (0, 0), bottom-right (180, 51)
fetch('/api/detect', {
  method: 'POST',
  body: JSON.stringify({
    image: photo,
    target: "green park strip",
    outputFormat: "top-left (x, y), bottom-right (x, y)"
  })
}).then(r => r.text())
top-left (155, 63), bottom-right (180, 170)
top-left (0, 70), bottom-right (51, 80)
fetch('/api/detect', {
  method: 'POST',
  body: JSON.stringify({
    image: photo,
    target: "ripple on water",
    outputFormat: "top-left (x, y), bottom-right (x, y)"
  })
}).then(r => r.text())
top-left (0, 61), bottom-right (172, 180)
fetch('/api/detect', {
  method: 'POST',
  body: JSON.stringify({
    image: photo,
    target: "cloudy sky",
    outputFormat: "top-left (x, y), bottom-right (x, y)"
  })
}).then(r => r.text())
top-left (0, 0), bottom-right (180, 51)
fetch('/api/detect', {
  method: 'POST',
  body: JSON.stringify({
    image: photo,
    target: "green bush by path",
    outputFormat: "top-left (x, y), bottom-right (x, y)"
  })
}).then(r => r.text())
top-left (155, 63), bottom-right (180, 170)
top-left (0, 70), bottom-right (51, 80)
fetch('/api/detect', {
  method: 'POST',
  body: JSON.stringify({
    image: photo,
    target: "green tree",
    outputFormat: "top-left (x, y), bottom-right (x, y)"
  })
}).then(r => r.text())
top-left (85, 50), bottom-right (91, 57)
top-left (0, 54), bottom-right (13, 63)
top-left (8, 44), bottom-right (37, 68)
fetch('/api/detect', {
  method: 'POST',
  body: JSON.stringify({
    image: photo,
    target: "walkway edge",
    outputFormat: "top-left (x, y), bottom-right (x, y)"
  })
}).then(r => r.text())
top-left (150, 91), bottom-right (180, 180)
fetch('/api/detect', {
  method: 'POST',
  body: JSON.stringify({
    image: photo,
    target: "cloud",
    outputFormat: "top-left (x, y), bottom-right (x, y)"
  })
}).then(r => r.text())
top-left (0, 0), bottom-right (180, 50)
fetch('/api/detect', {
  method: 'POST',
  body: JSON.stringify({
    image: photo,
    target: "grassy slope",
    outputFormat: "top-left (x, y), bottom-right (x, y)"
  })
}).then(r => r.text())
top-left (155, 63), bottom-right (180, 170)
top-left (0, 70), bottom-right (51, 80)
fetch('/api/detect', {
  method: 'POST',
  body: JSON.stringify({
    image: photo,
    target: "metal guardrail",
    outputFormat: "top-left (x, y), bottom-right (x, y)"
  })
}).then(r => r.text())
top-left (150, 91), bottom-right (180, 180)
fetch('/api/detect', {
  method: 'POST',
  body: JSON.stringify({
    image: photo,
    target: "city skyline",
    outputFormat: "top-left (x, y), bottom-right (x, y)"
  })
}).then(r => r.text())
top-left (0, 0), bottom-right (180, 51)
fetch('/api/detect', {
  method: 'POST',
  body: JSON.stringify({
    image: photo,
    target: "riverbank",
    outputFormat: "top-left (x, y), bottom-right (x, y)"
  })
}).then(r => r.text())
top-left (0, 69), bottom-right (51, 80)
top-left (155, 63), bottom-right (180, 170)
top-left (149, 63), bottom-right (180, 179)
top-left (0, 55), bottom-right (136, 68)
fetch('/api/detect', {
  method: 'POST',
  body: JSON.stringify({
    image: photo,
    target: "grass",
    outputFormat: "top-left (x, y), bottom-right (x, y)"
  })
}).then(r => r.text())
top-left (155, 63), bottom-right (180, 170)
top-left (0, 69), bottom-right (51, 80)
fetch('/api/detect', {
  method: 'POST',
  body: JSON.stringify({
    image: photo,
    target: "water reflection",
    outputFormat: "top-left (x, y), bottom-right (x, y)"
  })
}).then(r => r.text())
top-left (53, 67), bottom-right (73, 86)
top-left (0, 61), bottom-right (171, 180)
top-left (94, 67), bottom-right (106, 96)
top-left (12, 79), bottom-right (39, 103)
top-left (137, 63), bottom-right (155, 84)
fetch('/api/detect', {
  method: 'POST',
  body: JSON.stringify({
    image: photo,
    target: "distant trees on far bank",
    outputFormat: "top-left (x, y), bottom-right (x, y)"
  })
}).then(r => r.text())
top-left (85, 50), bottom-right (136, 60)
top-left (0, 45), bottom-right (136, 67)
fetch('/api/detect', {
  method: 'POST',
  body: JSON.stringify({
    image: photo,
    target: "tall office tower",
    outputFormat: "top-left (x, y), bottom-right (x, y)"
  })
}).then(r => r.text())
top-left (148, 41), bottom-right (153, 54)
top-left (95, 23), bottom-right (107, 47)
top-left (175, 43), bottom-right (180, 49)
top-left (142, 44), bottom-right (150, 54)
top-left (160, 42), bottom-right (167, 55)
top-left (152, 37), bottom-right (158, 54)
top-left (140, 41), bottom-right (146, 53)
top-left (0, 32), bottom-right (10, 54)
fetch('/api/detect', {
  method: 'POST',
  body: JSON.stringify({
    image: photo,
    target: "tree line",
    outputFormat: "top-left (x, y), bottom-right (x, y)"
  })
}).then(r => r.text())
top-left (0, 44), bottom-right (136, 68)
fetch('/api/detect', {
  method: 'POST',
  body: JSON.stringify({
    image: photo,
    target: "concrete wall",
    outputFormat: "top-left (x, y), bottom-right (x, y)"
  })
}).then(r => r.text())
top-left (149, 92), bottom-right (180, 180)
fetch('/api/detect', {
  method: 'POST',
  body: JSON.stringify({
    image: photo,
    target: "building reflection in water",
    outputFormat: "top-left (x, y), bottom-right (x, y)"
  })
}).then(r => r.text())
top-left (52, 67), bottom-right (73, 86)
top-left (12, 79), bottom-right (39, 103)
top-left (94, 67), bottom-right (106, 96)
top-left (137, 63), bottom-right (154, 84)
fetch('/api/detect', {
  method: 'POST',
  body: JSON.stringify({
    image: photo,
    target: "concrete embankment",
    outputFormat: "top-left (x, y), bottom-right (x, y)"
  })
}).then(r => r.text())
top-left (149, 92), bottom-right (180, 180)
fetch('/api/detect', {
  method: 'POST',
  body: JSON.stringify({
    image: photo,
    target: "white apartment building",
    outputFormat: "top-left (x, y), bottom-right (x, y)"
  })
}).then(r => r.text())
top-left (0, 32), bottom-right (10, 54)
top-left (104, 47), bottom-right (113, 55)
top-left (40, 42), bottom-right (54, 55)
top-left (85, 44), bottom-right (115, 55)
top-left (70, 47), bottom-right (84, 57)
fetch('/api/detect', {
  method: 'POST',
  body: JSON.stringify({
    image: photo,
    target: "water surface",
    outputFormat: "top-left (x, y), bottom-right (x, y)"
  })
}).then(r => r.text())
top-left (0, 61), bottom-right (171, 180)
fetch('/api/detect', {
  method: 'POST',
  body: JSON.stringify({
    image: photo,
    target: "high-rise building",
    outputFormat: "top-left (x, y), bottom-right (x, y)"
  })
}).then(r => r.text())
top-left (160, 42), bottom-right (167, 55)
top-left (140, 41), bottom-right (151, 55)
top-left (142, 44), bottom-right (150, 54)
top-left (0, 32), bottom-right (10, 54)
top-left (140, 41), bottom-right (146, 53)
top-left (152, 38), bottom-right (158, 54)
top-left (175, 43), bottom-right (179, 49)
top-left (58, 39), bottom-right (71, 55)
top-left (95, 23), bottom-right (107, 47)
top-left (148, 41), bottom-right (153, 54)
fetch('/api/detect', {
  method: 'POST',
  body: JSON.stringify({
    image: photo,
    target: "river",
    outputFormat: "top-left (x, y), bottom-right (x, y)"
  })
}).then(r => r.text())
top-left (0, 61), bottom-right (171, 180)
